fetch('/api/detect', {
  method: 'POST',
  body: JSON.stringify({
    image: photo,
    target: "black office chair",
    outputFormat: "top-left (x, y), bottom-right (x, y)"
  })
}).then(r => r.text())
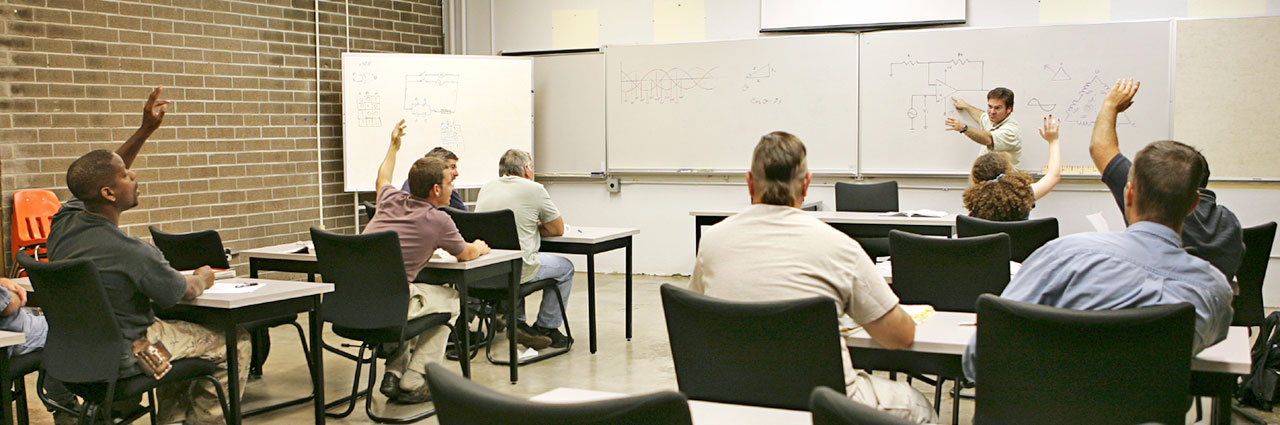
top-left (659, 284), bottom-right (845, 411)
top-left (362, 201), bottom-right (378, 222)
top-left (973, 294), bottom-right (1195, 425)
top-left (310, 228), bottom-right (460, 423)
top-left (955, 215), bottom-right (1059, 263)
top-left (834, 181), bottom-right (899, 258)
top-left (18, 252), bottom-right (230, 425)
top-left (810, 387), bottom-right (914, 425)
top-left (425, 363), bottom-right (691, 425)
top-left (1233, 222), bottom-right (1276, 329)
top-left (441, 208), bottom-right (572, 367)
top-left (148, 226), bottom-right (310, 382)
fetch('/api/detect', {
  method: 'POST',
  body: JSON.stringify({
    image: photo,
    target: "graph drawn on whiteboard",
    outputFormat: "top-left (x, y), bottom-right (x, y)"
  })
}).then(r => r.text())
top-left (404, 72), bottom-right (460, 121)
top-left (887, 54), bottom-right (986, 131)
top-left (1061, 71), bottom-right (1135, 127)
top-left (619, 64), bottom-right (717, 104)
top-left (440, 119), bottom-right (464, 154)
top-left (356, 91), bottom-right (382, 127)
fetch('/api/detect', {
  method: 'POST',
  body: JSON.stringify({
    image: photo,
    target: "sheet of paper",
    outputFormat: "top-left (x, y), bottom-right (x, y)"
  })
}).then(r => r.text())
top-left (1086, 211), bottom-right (1112, 232)
top-left (204, 282), bottom-right (263, 294)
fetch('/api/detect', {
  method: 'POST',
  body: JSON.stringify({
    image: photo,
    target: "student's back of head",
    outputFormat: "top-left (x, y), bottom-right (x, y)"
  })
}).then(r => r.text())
top-left (750, 131), bottom-right (808, 207)
top-left (963, 152), bottom-right (1034, 221)
top-left (1130, 140), bottom-right (1205, 229)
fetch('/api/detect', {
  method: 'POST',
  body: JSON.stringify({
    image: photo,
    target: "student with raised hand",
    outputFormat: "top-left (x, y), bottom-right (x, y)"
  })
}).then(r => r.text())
top-left (1088, 78), bottom-right (1243, 281)
top-left (946, 87), bottom-right (1024, 169)
top-left (963, 139), bottom-right (1234, 383)
top-left (362, 119), bottom-right (490, 403)
top-left (961, 115), bottom-right (1063, 221)
top-left (47, 87), bottom-right (248, 425)
top-left (690, 131), bottom-right (937, 423)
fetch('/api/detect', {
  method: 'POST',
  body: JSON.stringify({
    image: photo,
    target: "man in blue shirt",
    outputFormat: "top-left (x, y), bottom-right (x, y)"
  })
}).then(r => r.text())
top-left (400, 147), bottom-right (467, 211)
top-left (962, 138), bottom-right (1234, 382)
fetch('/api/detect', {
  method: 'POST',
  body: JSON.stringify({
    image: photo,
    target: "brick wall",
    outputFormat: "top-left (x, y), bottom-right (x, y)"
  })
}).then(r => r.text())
top-left (0, 0), bottom-right (444, 276)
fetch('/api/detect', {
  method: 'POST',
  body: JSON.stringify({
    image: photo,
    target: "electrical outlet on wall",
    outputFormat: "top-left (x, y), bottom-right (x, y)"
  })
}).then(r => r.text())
top-left (605, 178), bottom-right (621, 193)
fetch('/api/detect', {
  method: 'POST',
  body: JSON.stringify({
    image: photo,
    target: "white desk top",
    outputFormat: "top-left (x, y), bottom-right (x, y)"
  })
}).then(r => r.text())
top-left (845, 311), bottom-right (1251, 375)
top-left (0, 330), bottom-right (25, 348)
top-left (241, 242), bottom-right (523, 270)
top-left (875, 261), bottom-right (1020, 284)
top-left (542, 226), bottom-right (639, 244)
top-left (14, 276), bottom-right (333, 309)
top-left (531, 388), bottom-right (811, 425)
top-left (691, 209), bottom-right (957, 226)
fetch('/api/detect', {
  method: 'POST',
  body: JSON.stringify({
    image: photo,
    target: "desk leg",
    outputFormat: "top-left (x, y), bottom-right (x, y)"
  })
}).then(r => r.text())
top-left (309, 297), bottom-right (325, 425)
top-left (625, 239), bottom-right (633, 341)
top-left (456, 282), bottom-right (471, 379)
top-left (508, 260), bottom-right (519, 384)
top-left (1211, 395), bottom-right (1230, 425)
top-left (587, 253), bottom-right (597, 354)
top-left (249, 259), bottom-right (259, 279)
top-left (695, 222), bottom-right (701, 253)
top-left (225, 326), bottom-right (242, 425)
top-left (0, 350), bottom-right (11, 425)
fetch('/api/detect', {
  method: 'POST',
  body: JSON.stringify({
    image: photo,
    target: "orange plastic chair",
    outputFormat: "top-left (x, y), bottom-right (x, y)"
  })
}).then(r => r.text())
top-left (10, 189), bottom-right (60, 277)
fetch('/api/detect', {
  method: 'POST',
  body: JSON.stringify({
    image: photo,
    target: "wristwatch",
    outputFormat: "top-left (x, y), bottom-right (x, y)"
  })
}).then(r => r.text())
top-left (960, 124), bottom-right (969, 133)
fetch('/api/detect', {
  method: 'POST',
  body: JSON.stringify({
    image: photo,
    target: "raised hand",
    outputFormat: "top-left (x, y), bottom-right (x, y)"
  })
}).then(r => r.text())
top-left (1103, 78), bottom-right (1139, 114)
top-left (1039, 114), bottom-right (1060, 142)
top-left (141, 86), bottom-right (170, 132)
top-left (390, 119), bottom-right (407, 150)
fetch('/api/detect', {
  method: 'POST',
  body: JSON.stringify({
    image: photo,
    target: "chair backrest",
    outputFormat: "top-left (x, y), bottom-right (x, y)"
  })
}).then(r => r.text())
top-left (425, 363), bottom-right (692, 425)
top-left (889, 230), bottom-right (1010, 312)
top-left (659, 284), bottom-right (845, 410)
top-left (834, 181), bottom-right (898, 213)
top-left (148, 226), bottom-right (230, 270)
top-left (309, 228), bottom-right (410, 331)
top-left (809, 387), bottom-right (914, 425)
top-left (362, 200), bottom-right (377, 222)
top-left (1234, 221), bottom-right (1277, 327)
top-left (955, 215), bottom-right (1059, 263)
top-left (442, 207), bottom-right (520, 251)
top-left (11, 189), bottom-right (61, 259)
top-left (974, 294), bottom-right (1195, 425)
top-left (17, 253), bottom-right (125, 384)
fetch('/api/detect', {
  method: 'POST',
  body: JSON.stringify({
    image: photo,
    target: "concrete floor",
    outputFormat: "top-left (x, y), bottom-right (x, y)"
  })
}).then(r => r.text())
top-left (17, 272), bottom-right (1280, 424)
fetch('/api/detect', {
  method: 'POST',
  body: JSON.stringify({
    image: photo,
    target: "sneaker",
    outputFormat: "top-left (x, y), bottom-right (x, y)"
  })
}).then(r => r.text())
top-left (394, 383), bottom-right (432, 404)
top-left (515, 322), bottom-right (553, 350)
top-left (379, 372), bottom-right (401, 399)
top-left (533, 325), bottom-right (572, 349)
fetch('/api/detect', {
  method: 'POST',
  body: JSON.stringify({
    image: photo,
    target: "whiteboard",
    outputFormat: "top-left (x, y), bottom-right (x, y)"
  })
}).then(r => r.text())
top-left (1173, 17), bottom-right (1280, 180)
top-left (341, 53), bottom-right (532, 192)
top-left (859, 20), bottom-right (1173, 175)
top-left (533, 53), bottom-right (606, 176)
top-left (760, 0), bottom-right (966, 31)
top-left (605, 35), bottom-right (859, 173)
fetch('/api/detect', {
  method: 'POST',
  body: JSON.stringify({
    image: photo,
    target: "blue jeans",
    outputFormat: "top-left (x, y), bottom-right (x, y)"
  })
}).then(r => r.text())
top-left (516, 254), bottom-right (574, 329)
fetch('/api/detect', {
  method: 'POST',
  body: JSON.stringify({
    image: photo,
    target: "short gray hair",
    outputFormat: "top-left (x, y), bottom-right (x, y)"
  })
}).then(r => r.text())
top-left (498, 149), bottom-right (532, 176)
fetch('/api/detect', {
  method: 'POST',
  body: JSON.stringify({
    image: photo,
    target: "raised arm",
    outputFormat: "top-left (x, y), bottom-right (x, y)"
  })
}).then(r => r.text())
top-left (1089, 79), bottom-right (1139, 173)
top-left (376, 119), bottom-right (407, 189)
top-left (1031, 115), bottom-right (1062, 200)
top-left (116, 87), bottom-right (170, 168)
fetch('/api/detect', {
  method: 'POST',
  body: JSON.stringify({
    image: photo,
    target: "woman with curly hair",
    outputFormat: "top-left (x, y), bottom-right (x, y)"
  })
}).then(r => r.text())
top-left (962, 115), bottom-right (1062, 221)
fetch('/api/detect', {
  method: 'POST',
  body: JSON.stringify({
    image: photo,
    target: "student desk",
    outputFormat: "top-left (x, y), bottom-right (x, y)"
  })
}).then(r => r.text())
top-left (690, 210), bottom-right (956, 251)
top-left (16, 277), bottom-right (333, 425)
top-left (530, 387), bottom-right (812, 424)
top-left (241, 244), bottom-right (528, 383)
top-left (0, 331), bottom-right (25, 425)
top-left (845, 311), bottom-right (1251, 425)
top-left (875, 261), bottom-right (1020, 284)
top-left (540, 226), bottom-right (639, 353)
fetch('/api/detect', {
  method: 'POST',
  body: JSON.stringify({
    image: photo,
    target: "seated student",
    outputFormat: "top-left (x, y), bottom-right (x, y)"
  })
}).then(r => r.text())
top-left (364, 120), bottom-right (491, 403)
top-left (47, 87), bottom-right (249, 425)
top-left (962, 139), bottom-right (1234, 382)
top-left (1089, 78), bottom-right (1244, 281)
top-left (0, 278), bottom-right (78, 423)
top-left (962, 115), bottom-right (1063, 221)
top-left (475, 150), bottom-right (574, 349)
top-left (690, 131), bottom-right (937, 423)
top-left (400, 147), bottom-right (467, 211)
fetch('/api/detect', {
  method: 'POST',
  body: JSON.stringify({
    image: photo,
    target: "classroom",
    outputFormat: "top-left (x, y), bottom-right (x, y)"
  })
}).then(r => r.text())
top-left (3, 0), bottom-right (1280, 424)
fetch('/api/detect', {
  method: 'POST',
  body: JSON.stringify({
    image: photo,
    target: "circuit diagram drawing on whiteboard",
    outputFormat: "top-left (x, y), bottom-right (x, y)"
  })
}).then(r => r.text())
top-left (404, 72), bottom-right (460, 119)
top-left (859, 21), bottom-right (1171, 175)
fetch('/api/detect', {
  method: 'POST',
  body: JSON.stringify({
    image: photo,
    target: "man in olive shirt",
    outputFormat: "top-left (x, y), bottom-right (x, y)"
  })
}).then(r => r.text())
top-left (47, 87), bottom-right (248, 425)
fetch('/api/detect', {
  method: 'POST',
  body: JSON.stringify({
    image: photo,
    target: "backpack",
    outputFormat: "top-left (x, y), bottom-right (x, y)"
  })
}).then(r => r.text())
top-left (1237, 311), bottom-right (1280, 410)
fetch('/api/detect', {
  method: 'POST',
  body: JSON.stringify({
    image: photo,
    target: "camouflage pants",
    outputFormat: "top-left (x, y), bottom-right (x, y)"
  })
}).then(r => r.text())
top-left (147, 319), bottom-right (250, 425)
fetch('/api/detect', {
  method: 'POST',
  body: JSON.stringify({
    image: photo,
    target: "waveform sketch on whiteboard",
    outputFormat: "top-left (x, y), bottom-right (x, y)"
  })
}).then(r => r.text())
top-left (404, 72), bottom-right (460, 120)
top-left (888, 53), bottom-right (986, 131)
top-left (619, 64), bottom-right (717, 104)
top-left (1061, 71), bottom-right (1135, 127)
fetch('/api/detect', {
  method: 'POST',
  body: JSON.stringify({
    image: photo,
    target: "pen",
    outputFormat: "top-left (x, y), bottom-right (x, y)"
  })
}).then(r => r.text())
top-left (234, 282), bottom-right (259, 288)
